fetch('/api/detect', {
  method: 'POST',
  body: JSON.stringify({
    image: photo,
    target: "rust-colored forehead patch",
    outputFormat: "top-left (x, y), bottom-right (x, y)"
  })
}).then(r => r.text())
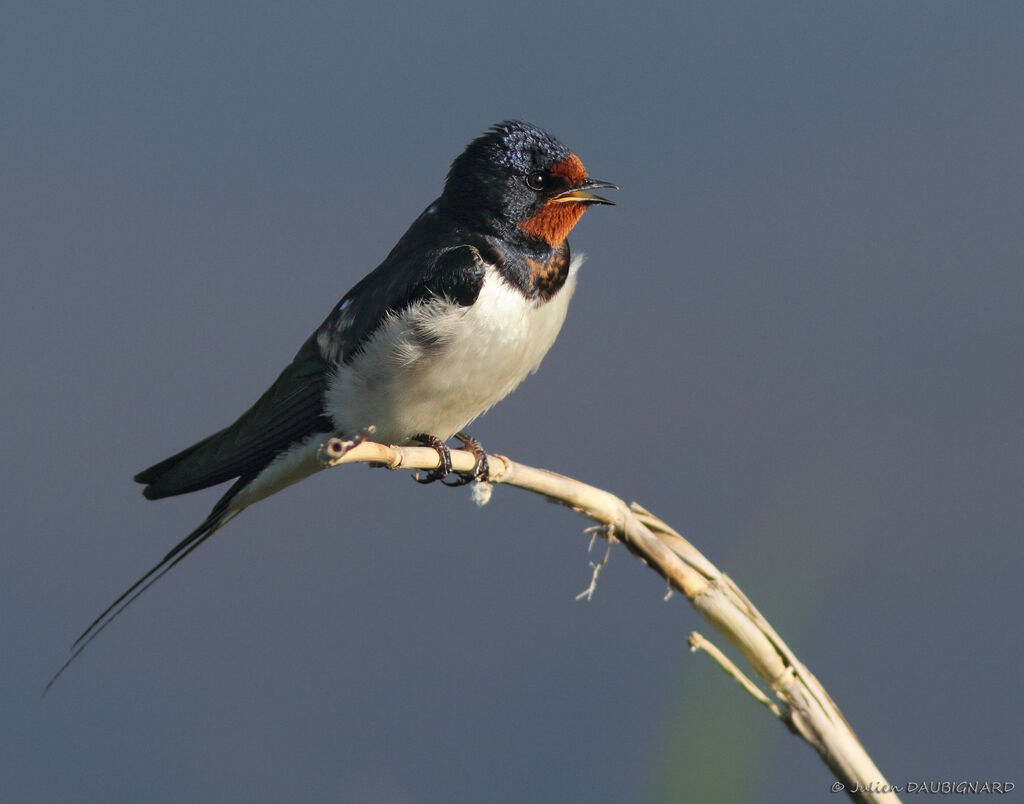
top-left (550, 153), bottom-right (587, 185)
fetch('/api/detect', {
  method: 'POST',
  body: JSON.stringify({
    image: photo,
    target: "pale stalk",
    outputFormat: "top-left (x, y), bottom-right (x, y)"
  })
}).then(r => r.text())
top-left (321, 438), bottom-right (900, 803)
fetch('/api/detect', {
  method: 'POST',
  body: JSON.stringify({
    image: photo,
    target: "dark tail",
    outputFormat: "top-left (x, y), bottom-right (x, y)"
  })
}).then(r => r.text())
top-left (134, 427), bottom-right (243, 500)
top-left (44, 477), bottom-right (247, 694)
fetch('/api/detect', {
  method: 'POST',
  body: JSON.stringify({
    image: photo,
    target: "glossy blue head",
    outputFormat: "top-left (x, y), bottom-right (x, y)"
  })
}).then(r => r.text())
top-left (442, 120), bottom-right (615, 247)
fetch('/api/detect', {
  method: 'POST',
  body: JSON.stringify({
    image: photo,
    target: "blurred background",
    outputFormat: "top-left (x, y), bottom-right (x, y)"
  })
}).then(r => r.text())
top-left (3, 2), bottom-right (1021, 802)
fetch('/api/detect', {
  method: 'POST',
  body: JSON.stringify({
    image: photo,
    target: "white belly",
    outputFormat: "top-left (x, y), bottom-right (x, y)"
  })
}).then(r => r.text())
top-left (325, 256), bottom-right (581, 444)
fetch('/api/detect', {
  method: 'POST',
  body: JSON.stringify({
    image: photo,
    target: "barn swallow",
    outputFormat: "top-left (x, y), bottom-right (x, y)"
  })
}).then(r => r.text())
top-left (48, 120), bottom-right (615, 689)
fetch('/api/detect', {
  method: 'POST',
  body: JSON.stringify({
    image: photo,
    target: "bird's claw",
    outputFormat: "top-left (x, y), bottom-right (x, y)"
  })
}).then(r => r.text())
top-left (412, 431), bottom-right (489, 485)
top-left (442, 432), bottom-right (490, 486)
top-left (412, 433), bottom-right (453, 483)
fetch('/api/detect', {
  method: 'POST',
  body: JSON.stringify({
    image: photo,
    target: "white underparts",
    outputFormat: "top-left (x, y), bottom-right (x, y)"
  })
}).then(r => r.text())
top-left (226, 431), bottom-right (328, 516)
top-left (325, 255), bottom-right (583, 444)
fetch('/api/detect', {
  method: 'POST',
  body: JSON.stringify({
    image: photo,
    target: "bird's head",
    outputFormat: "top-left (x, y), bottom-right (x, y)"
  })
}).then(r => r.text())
top-left (442, 120), bottom-right (616, 249)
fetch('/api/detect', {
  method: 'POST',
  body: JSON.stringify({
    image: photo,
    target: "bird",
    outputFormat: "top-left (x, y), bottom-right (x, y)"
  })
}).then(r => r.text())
top-left (47, 120), bottom-right (615, 690)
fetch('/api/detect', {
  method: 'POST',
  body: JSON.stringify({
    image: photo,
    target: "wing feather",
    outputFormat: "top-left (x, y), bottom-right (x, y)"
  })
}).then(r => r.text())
top-left (135, 336), bottom-right (333, 499)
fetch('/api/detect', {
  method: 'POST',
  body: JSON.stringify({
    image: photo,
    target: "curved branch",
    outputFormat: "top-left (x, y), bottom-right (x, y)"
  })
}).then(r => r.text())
top-left (320, 438), bottom-right (900, 803)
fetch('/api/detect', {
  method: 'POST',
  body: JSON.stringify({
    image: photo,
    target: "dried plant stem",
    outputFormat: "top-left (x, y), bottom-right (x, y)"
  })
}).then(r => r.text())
top-left (321, 439), bottom-right (900, 803)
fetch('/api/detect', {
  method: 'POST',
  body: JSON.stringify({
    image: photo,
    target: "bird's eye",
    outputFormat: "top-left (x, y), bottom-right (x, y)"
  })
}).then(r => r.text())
top-left (526, 171), bottom-right (547, 191)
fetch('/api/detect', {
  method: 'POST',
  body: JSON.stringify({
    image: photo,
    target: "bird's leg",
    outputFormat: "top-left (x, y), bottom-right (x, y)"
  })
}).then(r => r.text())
top-left (442, 432), bottom-right (490, 486)
top-left (412, 433), bottom-right (453, 483)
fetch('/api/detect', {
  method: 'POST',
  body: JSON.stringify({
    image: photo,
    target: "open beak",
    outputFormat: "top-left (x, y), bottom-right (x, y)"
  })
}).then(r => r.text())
top-left (551, 178), bottom-right (618, 206)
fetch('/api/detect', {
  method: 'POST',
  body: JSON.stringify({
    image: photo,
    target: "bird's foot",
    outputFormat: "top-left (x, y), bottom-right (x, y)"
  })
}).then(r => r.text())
top-left (441, 432), bottom-right (490, 486)
top-left (411, 432), bottom-right (489, 485)
top-left (412, 433), bottom-right (453, 483)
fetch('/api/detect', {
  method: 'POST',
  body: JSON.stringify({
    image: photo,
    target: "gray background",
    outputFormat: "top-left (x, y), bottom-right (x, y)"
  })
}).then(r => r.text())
top-left (4, 2), bottom-right (1021, 802)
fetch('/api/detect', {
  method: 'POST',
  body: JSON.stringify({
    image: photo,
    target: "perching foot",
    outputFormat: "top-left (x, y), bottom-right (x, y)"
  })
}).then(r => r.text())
top-left (441, 432), bottom-right (490, 486)
top-left (412, 433), bottom-right (453, 483)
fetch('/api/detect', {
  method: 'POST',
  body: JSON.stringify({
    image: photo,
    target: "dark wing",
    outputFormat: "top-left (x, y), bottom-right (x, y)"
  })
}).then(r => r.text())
top-left (135, 334), bottom-right (334, 499)
top-left (315, 209), bottom-right (493, 365)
